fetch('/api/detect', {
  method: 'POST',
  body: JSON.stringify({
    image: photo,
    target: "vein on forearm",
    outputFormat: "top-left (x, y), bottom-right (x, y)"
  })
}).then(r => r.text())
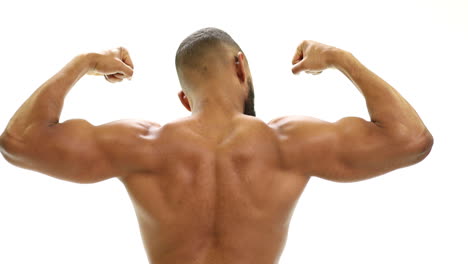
top-left (6, 55), bottom-right (89, 136)
top-left (6, 56), bottom-right (88, 140)
top-left (336, 51), bottom-right (425, 132)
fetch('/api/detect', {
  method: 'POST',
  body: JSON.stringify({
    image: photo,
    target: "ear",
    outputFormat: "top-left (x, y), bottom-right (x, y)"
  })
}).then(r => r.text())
top-left (178, 90), bottom-right (192, 112)
top-left (234, 51), bottom-right (247, 83)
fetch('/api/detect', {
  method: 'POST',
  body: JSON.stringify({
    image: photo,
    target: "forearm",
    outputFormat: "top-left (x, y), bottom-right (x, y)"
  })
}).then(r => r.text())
top-left (3, 55), bottom-right (91, 137)
top-left (331, 49), bottom-right (429, 136)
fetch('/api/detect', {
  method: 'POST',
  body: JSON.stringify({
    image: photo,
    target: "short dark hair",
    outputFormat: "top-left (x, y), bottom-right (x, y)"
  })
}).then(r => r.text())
top-left (175, 27), bottom-right (242, 72)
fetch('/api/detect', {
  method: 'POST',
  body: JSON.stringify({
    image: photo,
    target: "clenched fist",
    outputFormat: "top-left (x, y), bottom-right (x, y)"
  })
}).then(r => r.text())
top-left (87, 47), bottom-right (134, 83)
top-left (291, 40), bottom-right (338, 75)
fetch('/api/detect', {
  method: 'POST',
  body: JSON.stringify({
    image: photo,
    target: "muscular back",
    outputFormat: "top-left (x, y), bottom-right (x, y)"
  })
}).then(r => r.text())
top-left (0, 41), bottom-right (433, 264)
top-left (121, 115), bottom-right (309, 264)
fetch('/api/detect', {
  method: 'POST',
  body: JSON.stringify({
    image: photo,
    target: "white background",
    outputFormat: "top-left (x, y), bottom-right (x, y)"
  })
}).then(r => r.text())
top-left (0, 0), bottom-right (466, 263)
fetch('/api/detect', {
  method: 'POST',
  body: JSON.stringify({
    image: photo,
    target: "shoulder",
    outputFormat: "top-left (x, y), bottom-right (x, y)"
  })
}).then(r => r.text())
top-left (156, 117), bottom-right (197, 139)
top-left (266, 115), bottom-right (340, 173)
top-left (100, 119), bottom-right (161, 131)
top-left (268, 115), bottom-right (324, 126)
top-left (94, 119), bottom-right (163, 162)
top-left (234, 115), bottom-right (281, 138)
top-left (267, 115), bottom-right (328, 137)
top-left (95, 119), bottom-right (162, 141)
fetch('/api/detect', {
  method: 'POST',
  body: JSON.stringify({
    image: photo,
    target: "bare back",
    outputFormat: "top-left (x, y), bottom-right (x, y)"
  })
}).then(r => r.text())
top-left (120, 115), bottom-right (309, 264)
top-left (0, 39), bottom-right (433, 264)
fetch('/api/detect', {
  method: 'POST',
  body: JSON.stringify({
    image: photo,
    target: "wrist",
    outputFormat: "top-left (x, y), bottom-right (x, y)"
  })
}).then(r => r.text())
top-left (328, 48), bottom-right (348, 67)
top-left (75, 53), bottom-right (98, 74)
top-left (328, 48), bottom-right (358, 73)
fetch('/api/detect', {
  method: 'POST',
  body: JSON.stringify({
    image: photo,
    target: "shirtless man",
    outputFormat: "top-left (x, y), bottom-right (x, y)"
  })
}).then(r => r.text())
top-left (0, 28), bottom-right (433, 264)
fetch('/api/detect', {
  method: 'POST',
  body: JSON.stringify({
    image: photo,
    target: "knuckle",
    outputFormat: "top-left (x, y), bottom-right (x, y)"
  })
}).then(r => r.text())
top-left (119, 46), bottom-right (129, 54)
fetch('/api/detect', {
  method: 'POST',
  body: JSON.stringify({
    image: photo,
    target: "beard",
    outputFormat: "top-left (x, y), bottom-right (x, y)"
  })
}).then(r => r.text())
top-left (243, 78), bottom-right (256, 117)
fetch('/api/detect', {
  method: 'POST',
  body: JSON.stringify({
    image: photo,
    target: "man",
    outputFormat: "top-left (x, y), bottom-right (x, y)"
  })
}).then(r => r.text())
top-left (0, 28), bottom-right (433, 264)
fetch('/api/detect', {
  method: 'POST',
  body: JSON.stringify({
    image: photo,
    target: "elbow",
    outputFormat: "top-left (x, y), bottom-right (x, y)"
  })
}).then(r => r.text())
top-left (404, 129), bottom-right (434, 164)
top-left (417, 130), bottom-right (434, 161)
top-left (0, 132), bottom-right (11, 158)
top-left (0, 131), bottom-right (27, 165)
top-left (0, 133), bottom-right (13, 164)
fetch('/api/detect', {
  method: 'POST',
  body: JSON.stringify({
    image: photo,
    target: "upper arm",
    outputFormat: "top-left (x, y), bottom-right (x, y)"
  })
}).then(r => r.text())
top-left (2, 119), bottom-right (161, 183)
top-left (269, 115), bottom-right (431, 182)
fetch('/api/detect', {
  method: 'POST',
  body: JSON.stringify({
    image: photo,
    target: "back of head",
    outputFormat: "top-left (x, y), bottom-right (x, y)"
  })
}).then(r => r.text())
top-left (175, 27), bottom-right (243, 81)
top-left (175, 28), bottom-right (256, 117)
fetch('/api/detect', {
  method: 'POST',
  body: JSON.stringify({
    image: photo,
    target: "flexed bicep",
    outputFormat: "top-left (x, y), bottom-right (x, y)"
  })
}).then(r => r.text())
top-left (269, 115), bottom-right (430, 182)
top-left (1, 119), bottom-right (161, 183)
top-left (277, 38), bottom-right (432, 182)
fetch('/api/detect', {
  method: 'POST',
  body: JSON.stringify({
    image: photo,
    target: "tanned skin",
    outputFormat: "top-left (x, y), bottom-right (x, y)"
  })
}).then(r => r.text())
top-left (0, 41), bottom-right (433, 264)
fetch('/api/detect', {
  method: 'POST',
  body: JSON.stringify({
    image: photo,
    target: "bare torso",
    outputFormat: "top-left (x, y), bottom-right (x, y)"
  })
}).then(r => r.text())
top-left (120, 115), bottom-right (309, 264)
top-left (0, 41), bottom-right (433, 264)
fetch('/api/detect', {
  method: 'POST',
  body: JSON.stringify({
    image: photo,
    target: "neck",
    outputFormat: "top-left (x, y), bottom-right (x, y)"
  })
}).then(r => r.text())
top-left (190, 84), bottom-right (244, 119)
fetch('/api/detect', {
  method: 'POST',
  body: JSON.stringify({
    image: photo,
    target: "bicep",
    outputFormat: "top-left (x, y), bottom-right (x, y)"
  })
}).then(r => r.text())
top-left (14, 119), bottom-right (114, 183)
top-left (13, 119), bottom-right (159, 183)
top-left (271, 116), bottom-right (410, 182)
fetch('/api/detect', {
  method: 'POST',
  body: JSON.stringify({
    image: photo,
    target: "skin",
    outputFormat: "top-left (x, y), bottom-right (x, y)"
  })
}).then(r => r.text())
top-left (0, 41), bottom-right (433, 264)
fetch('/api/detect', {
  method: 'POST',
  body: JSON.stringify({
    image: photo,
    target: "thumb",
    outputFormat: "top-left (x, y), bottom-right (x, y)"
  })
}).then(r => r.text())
top-left (291, 59), bottom-right (307, 75)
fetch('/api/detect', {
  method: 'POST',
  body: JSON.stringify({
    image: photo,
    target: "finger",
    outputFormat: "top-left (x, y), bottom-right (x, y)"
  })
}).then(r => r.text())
top-left (292, 42), bottom-right (304, 65)
top-left (120, 47), bottom-right (134, 69)
top-left (114, 60), bottom-right (134, 79)
top-left (291, 59), bottom-right (307, 75)
top-left (108, 73), bottom-right (125, 82)
top-left (113, 73), bottom-right (126, 79)
top-left (105, 74), bottom-right (123, 83)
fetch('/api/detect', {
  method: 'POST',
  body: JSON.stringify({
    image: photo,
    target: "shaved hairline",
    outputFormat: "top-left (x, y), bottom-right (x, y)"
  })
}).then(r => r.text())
top-left (175, 28), bottom-right (243, 74)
